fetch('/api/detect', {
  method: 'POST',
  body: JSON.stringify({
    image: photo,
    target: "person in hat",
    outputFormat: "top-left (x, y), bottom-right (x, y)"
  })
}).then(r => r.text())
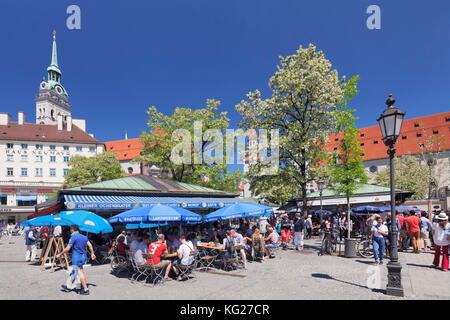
top-left (431, 212), bottom-right (450, 271)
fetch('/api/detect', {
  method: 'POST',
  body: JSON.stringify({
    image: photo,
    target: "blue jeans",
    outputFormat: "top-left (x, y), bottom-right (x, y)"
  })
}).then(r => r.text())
top-left (373, 237), bottom-right (385, 262)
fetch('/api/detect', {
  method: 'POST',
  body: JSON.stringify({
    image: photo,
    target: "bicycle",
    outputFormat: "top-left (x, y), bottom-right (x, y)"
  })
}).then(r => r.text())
top-left (318, 230), bottom-right (337, 256)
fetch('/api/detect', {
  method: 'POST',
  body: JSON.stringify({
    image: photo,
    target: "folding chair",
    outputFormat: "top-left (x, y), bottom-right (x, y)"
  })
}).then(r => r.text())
top-left (110, 246), bottom-right (129, 275)
top-left (252, 238), bottom-right (265, 262)
top-left (176, 250), bottom-right (197, 282)
top-left (223, 245), bottom-right (241, 271)
top-left (195, 246), bottom-right (217, 271)
top-left (144, 254), bottom-right (166, 287)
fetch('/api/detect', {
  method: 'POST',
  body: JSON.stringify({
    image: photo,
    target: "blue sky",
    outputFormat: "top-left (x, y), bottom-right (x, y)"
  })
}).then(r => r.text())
top-left (0, 0), bottom-right (449, 145)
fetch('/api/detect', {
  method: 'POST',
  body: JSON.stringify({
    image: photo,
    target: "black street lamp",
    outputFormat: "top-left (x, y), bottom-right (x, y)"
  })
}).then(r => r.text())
top-left (377, 94), bottom-right (405, 297)
top-left (317, 179), bottom-right (326, 226)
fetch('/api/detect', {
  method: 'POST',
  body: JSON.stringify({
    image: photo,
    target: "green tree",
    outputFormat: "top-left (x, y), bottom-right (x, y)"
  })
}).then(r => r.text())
top-left (62, 152), bottom-right (125, 188)
top-left (375, 154), bottom-right (435, 200)
top-left (328, 76), bottom-right (368, 235)
top-left (136, 99), bottom-right (242, 193)
top-left (235, 44), bottom-right (346, 212)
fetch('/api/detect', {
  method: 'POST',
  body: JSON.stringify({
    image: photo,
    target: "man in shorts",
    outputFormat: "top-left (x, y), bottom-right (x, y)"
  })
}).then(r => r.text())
top-left (57, 225), bottom-right (95, 295)
top-left (147, 234), bottom-right (172, 281)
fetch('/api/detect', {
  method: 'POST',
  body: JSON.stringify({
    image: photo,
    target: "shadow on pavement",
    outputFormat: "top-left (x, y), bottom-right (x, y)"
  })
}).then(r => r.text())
top-left (406, 263), bottom-right (437, 269)
top-left (311, 273), bottom-right (368, 290)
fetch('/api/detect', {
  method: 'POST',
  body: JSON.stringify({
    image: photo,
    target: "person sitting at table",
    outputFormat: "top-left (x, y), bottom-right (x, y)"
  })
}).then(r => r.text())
top-left (167, 233), bottom-right (181, 252)
top-left (232, 229), bottom-right (247, 269)
top-left (134, 235), bottom-right (150, 267)
top-left (264, 226), bottom-right (280, 258)
top-left (147, 234), bottom-right (172, 281)
top-left (172, 234), bottom-right (195, 280)
top-left (200, 227), bottom-right (209, 242)
top-left (222, 229), bottom-right (237, 267)
top-left (251, 227), bottom-right (265, 260)
top-left (130, 232), bottom-right (143, 254)
top-left (209, 230), bottom-right (220, 244)
top-left (245, 225), bottom-right (256, 238)
top-left (188, 232), bottom-right (198, 248)
top-left (116, 235), bottom-right (129, 256)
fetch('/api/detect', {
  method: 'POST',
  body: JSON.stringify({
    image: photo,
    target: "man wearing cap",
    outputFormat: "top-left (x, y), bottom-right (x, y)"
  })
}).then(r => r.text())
top-left (431, 212), bottom-right (450, 271)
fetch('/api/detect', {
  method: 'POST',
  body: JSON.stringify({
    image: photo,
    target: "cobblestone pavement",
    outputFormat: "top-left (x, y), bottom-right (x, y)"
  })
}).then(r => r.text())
top-left (0, 236), bottom-right (448, 300)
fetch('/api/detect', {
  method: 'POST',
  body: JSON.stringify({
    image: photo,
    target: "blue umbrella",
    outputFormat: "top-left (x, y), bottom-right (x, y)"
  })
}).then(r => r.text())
top-left (204, 203), bottom-right (271, 222)
top-left (109, 205), bottom-right (201, 224)
top-left (352, 206), bottom-right (383, 213)
top-left (312, 209), bottom-right (332, 215)
top-left (379, 205), bottom-right (420, 213)
top-left (125, 222), bottom-right (164, 230)
top-left (21, 215), bottom-right (71, 227)
top-left (59, 210), bottom-right (113, 234)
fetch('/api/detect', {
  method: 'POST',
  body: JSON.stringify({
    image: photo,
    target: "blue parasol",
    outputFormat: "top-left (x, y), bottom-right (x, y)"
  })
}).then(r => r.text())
top-left (204, 202), bottom-right (272, 222)
top-left (21, 215), bottom-right (71, 227)
top-left (59, 210), bottom-right (113, 234)
top-left (109, 204), bottom-right (202, 224)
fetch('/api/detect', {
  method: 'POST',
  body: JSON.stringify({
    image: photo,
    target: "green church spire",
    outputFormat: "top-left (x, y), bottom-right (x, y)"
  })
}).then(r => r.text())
top-left (51, 30), bottom-right (58, 67)
top-left (40, 30), bottom-right (68, 98)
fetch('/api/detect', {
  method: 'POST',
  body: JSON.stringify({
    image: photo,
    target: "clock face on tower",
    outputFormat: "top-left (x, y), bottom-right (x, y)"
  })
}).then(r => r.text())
top-left (55, 85), bottom-right (63, 94)
top-left (40, 81), bottom-right (47, 89)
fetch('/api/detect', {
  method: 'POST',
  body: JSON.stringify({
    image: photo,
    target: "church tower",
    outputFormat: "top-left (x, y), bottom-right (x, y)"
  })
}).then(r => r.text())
top-left (35, 31), bottom-right (72, 125)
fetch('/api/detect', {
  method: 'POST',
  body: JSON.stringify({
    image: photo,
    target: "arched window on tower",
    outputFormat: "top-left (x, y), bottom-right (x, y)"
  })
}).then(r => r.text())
top-left (51, 110), bottom-right (54, 119)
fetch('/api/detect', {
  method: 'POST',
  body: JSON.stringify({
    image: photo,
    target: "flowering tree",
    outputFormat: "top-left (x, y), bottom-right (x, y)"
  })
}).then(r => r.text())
top-left (236, 44), bottom-right (346, 211)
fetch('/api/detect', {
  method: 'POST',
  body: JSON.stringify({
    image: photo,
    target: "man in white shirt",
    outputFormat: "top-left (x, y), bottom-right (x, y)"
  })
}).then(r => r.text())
top-left (172, 235), bottom-right (194, 280)
top-left (431, 213), bottom-right (450, 271)
top-left (134, 236), bottom-right (150, 267)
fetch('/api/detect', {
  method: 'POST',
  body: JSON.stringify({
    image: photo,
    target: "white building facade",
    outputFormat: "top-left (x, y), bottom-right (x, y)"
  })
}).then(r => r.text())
top-left (0, 34), bottom-right (103, 224)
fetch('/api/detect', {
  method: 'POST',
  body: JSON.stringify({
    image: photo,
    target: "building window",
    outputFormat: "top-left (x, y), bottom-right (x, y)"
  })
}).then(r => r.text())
top-left (433, 130), bottom-right (439, 135)
top-left (414, 123), bottom-right (420, 128)
top-left (360, 143), bottom-right (364, 146)
top-left (63, 169), bottom-right (69, 176)
top-left (373, 140), bottom-right (378, 144)
top-left (0, 196), bottom-right (6, 206)
top-left (416, 133), bottom-right (422, 137)
top-left (334, 138), bottom-right (339, 142)
top-left (6, 154), bottom-right (13, 161)
top-left (6, 168), bottom-right (13, 176)
top-left (35, 144), bottom-right (43, 150)
top-left (128, 167), bottom-right (134, 174)
top-left (89, 146), bottom-right (96, 152)
top-left (6, 143), bottom-right (13, 149)
top-left (63, 156), bottom-right (70, 163)
top-left (21, 155), bottom-right (28, 162)
top-left (21, 144), bottom-right (28, 149)
top-left (21, 168), bottom-right (28, 176)
top-left (35, 155), bottom-right (43, 162)
top-left (50, 145), bottom-right (56, 150)
top-left (63, 145), bottom-right (69, 151)
top-left (369, 165), bottom-right (378, 173)
top-left (35, 168), bottom-right (43, 177)
top-left (360, 133), bottom-right (365, 137)
top-left (49, 168), bottom-right (56, 177)
top-left (50, 156), bottom-right (56, 162)
top-left (76, 146), bottom-right (83, 151)
top-left (402, 136), bottom-right (407, 140)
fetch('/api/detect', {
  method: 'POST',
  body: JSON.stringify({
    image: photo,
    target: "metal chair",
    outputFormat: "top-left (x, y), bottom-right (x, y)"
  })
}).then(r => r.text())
top-left (195, 246), bottom-right (217, 271)
top-left (143, 254), bottom-right (166, 287)
top-left (176, 250), bottom-right (197, 281)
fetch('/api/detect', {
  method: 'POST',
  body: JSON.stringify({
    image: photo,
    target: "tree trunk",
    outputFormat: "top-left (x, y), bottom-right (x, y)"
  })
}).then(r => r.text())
top-left (301, 182), bottom-right (308, 216)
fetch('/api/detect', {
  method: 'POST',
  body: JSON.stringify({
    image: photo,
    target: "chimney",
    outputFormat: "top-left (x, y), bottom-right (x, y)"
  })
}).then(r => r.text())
top-left (18, 111), bottom-right (25, 125)
top-left (0, 113), bottom-right (11, 125)
top-left (57, 114), bottom-right (63, 130)
top-left (67, 115), bottom-right (72, 131)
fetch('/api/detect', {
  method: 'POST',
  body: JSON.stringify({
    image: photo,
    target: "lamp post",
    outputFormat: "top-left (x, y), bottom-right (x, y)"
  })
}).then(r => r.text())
top-left (317, 179), bottom-right (326, 226)
top-left (377, 94), bottom-right (405, 297)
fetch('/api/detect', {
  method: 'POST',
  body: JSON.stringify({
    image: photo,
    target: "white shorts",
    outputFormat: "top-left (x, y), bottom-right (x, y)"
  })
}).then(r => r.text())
top-left (294, 232), bottom-right (304, 246)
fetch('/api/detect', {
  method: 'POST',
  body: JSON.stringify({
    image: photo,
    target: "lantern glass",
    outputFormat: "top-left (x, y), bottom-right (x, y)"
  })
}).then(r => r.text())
top-left (394, 112), bottom-right (404, 136)
top-left (317, 180), bottom-right (325, 191)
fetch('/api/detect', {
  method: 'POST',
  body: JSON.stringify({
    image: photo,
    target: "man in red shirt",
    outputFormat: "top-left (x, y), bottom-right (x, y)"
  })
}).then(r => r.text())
top-left (405, 211), bottom-right (421, 253)
top-left (147, 234), bottom-right (172, 280)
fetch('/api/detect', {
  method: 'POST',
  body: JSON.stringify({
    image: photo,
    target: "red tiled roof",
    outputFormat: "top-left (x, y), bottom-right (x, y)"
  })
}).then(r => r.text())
top-left (0, 122), bottom-right (101, 144)
top-left (104, 138), bottom-right (143, 161)
top-left (325, 111), bottom-right (450, 161)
